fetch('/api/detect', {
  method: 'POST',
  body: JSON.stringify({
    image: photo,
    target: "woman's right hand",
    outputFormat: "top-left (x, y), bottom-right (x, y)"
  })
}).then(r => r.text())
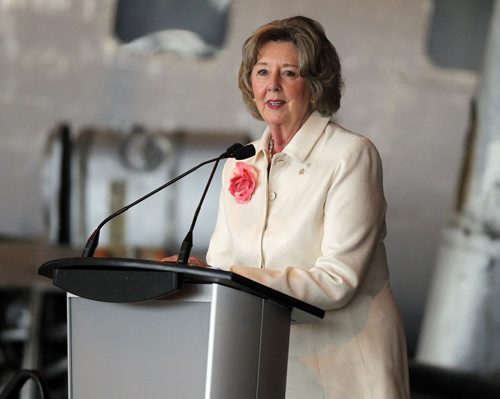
top-left (161, 255), bottom-right (209, 268)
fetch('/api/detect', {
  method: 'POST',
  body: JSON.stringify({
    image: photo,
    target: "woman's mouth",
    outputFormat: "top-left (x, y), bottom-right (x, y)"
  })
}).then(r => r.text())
top-left (266, 100), bottom-right (285, 109)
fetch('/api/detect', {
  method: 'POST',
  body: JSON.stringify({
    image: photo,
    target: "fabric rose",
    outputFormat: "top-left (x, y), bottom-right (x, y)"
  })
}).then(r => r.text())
top-left (229, 162), bottom-right (258, 204)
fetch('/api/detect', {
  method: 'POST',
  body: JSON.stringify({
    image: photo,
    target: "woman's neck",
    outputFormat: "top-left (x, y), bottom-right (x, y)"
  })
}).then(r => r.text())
top-left (268, 109), bottom-right (312, 154)
top-left (269, 132), bottom-right (293, 154)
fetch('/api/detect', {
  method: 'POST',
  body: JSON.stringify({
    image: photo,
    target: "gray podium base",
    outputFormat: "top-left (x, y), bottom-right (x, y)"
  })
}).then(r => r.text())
top-left (67, 283), bottom-right (291, 399)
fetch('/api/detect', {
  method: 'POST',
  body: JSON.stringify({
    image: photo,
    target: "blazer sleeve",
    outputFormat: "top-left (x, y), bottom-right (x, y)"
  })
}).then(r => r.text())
top-left (230, 138), bottom-right (387, 310)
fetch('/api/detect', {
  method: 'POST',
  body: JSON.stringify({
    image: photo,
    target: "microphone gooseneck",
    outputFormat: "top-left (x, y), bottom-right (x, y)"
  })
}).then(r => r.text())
top-left (81, 143), bottom-right (255, 258)
top-left (177, 143), bottom-right (255, 264)
top-left (177, 157), bottom-right (221, 264)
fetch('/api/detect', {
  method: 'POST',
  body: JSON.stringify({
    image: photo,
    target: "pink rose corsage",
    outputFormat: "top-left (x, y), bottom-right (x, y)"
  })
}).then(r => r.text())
top-left (229, 162), bottom-right (258, 204)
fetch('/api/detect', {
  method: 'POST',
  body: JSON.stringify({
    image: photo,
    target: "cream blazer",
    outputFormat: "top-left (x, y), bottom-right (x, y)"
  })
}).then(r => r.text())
top-left (207, 111), bottom-right (410, 399)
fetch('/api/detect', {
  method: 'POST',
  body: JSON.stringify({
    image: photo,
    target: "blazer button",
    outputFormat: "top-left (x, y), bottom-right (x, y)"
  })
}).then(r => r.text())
top-left (269, 191), bottom-right (277, 201)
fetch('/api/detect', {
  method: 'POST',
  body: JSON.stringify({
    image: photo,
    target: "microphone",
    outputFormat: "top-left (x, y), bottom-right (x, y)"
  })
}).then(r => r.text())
top-left (222, 143), bottom-right (243, 158)
top-left (177, 143), bottom-right (256, 264)
top-left (226, 143), bottom-right (255, 160)
top-left (81, 143), bottom-right (255, 257)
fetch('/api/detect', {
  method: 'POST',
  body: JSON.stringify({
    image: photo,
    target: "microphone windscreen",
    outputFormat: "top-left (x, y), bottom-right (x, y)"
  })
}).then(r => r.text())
top-left (225, 143), bottom-right (243, 155)
top-left (233, 144), bottom-right (256, 160)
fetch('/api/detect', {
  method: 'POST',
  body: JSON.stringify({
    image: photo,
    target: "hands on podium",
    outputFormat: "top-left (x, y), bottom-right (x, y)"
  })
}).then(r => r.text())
top-left (161, 255), bottom-right (209, 268)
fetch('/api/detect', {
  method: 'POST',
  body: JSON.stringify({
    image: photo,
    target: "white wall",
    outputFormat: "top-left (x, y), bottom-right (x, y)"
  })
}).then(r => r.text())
top-left (0, 0), bottom-right (477, 352)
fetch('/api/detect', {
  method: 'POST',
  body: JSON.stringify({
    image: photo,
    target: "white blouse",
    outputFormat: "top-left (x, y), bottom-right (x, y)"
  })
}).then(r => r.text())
top-left (207, 111), bottom-right (410, 399)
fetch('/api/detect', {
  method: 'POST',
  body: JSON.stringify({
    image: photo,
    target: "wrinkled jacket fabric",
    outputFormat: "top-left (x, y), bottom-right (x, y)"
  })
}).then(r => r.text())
top-left (207, 111), bottom-right (410, 399)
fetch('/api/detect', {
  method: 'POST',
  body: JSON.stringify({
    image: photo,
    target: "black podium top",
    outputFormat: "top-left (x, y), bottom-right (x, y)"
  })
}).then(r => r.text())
top-left (39, 257), bottom-right (324, 320)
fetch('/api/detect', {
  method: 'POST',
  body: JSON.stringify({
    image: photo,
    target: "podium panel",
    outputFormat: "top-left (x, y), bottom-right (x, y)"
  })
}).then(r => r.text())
top-left (68, 284), bottom-right (290, 399)
top-left (207, 284), bottom-right (290, 399)
top-left (68, 295), bottom-right (210, 398)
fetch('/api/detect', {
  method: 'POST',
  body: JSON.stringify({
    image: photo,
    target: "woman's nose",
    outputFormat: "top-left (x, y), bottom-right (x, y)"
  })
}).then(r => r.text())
top-left (267, 73), bottom-right (281, 91)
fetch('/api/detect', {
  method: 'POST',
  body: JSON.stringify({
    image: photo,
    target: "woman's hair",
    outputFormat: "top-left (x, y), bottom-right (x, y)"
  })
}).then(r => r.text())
top-left (238, 16), bottom-right (344, 120)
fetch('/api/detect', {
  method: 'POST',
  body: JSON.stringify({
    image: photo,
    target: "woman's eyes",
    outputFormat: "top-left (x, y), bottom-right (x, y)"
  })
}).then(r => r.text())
top-left (255, 69), bottom-right (298, 78)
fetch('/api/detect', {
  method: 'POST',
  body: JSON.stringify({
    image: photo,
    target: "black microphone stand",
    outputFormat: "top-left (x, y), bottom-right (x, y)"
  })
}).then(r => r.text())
top-left (177, 157), bottom-right (222, 264)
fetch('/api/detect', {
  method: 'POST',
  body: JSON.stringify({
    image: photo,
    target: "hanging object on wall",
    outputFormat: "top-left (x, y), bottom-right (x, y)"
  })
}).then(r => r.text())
top-left (113, 0), bottom-right (231, 58)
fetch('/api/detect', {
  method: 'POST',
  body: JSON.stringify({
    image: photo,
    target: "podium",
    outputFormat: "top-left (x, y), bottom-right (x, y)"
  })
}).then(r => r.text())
top-left (39, 258), bottom-right (324, 399)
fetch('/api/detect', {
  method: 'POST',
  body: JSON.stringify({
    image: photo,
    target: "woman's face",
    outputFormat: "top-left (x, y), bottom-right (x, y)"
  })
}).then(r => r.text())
top-left (251, 41), bottom-right (312, 134)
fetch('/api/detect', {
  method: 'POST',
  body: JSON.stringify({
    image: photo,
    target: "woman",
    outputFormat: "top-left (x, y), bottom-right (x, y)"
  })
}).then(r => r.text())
top-left (206, 16), bottom-right (409, 398)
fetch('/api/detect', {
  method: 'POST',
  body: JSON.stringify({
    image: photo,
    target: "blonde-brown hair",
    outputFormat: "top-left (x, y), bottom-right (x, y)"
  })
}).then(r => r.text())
top-left (238, 16), bottom-right (344, 120)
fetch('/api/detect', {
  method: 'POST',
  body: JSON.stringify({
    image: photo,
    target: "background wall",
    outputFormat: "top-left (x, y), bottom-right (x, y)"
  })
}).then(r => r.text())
top-left (0, 0), bottom-right (479, 354)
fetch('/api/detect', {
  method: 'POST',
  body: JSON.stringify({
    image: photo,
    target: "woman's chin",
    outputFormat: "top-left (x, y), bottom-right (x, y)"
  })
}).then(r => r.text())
top-left (262, 114), bottom-right (289, 128)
